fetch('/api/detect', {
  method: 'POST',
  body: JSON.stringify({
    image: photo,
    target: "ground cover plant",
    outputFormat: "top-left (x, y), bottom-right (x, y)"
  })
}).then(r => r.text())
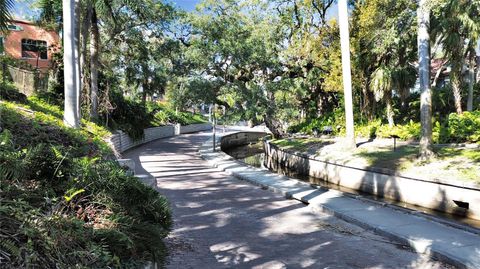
top-left (0, 95), bottom-right (172, 268)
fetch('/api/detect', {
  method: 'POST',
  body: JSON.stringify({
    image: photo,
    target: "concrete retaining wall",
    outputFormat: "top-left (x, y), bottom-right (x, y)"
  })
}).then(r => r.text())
top-left (264, 140), bottom-right (480, 221)
top-left (220, 132), bottom-right (269, 150)
top-left (107, 123), bottom-right (212, 156)
top-left (180, 123), bottom-right (214, 134)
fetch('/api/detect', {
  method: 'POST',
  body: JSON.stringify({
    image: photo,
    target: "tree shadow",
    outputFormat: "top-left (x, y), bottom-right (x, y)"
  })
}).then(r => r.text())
top-left (123, 131), bottom-right (473, 268)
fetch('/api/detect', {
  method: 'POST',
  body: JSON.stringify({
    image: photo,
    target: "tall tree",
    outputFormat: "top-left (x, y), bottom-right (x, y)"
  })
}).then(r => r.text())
top-left (467, 46), bottom-right (475, 111)
top-left (338, 0), bottom-right (356, 148)
top-left (418, 0), bottom-right (434, 159)
top-left (90, 7), bottom-right (99, 119)
top-left (434, 0), bottom-right (480, 114)
top-left (63, 0), bottom-right (80, 128)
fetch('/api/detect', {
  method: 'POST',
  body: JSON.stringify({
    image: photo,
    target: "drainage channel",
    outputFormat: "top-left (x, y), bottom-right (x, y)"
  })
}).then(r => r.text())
top-left (223, 142), bottom-right (480, 230)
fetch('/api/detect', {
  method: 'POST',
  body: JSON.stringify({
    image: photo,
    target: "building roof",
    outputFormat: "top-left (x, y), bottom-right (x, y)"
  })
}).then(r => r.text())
top-left (11, 18), bottom-right (36, 25)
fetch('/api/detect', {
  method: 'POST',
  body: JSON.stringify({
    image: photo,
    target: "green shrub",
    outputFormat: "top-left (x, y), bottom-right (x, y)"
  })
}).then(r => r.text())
top-left (0, 83), bottom-right (27, 103)
top-left (106, 91), bottom-right (153, 140)
top-left (442, 111), bottom-right (480, 143)
top-left (288, 109), bottom-right (345, 135)
top-left (0, 100), bottom-right (172, 268)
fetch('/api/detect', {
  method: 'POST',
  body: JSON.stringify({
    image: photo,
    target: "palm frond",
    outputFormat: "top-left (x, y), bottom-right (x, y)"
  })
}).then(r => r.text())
top-left (0, 0), bottom-right (14, 33)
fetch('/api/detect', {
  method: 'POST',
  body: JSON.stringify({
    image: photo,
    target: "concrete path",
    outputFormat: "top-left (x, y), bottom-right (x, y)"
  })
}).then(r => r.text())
top-left (125, 131), bottom-right (452, 269)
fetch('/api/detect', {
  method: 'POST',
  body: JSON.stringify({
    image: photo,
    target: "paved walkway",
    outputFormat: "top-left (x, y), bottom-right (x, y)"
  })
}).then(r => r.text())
top-left (125, 132), bottom-right (451, 268)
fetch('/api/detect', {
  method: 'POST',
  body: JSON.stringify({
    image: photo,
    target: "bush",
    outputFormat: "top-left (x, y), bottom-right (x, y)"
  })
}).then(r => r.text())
top-left (0, 100), bottom-right (172, 268)
top-left (150, 102), bottom-right (207, 126)
top-left (288, 109), bottom-right (345, 135)
top-left (106, 91), bottom-right (153, 140)
top-left (0, 83), bottom-right (27, 103)
top-left (438, 111), bottom-right (480, 143)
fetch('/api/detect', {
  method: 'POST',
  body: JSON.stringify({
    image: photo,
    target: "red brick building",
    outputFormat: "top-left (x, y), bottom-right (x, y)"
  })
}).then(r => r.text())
top-left (1, 19), bottom-right (60, 71)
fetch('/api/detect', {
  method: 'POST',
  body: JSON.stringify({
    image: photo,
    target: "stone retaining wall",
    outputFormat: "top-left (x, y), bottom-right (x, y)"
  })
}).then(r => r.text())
top-left (108, 123), bottom-right (212, 156)
top-left (264, 140), bottom-right (480, 221)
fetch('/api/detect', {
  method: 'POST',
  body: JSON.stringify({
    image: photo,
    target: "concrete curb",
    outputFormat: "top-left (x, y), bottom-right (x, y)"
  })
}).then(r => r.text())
top-left (199, 133), bottom-right (480, 269)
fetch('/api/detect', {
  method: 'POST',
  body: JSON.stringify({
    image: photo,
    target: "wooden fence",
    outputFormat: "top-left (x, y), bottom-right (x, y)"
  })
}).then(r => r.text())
top-left (2, 64), bottom-right (49, 96)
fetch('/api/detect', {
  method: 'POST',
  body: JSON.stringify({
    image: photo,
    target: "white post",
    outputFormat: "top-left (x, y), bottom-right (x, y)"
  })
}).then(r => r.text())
top-left (338, 0), bottom-right (356, 148)
top-left (63, 0), bottom-right (80, 128)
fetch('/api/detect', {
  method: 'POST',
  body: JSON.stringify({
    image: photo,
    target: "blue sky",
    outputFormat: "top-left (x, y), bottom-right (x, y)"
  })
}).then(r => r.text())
top-left (12, 0), bottom-right (201, 20)
top-left (170, 0), bottom-right (201, 11)
top-left (13, 0), bottom-right (338, 20)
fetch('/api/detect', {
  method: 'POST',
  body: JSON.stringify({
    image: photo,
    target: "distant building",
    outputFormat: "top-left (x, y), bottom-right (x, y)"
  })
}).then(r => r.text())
top-left (1, 19), bottom-right (60, 71)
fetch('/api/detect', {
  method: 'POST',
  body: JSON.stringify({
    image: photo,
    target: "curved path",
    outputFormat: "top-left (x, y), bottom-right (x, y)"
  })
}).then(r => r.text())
top-left (124, 131), bottom-right (450, 269)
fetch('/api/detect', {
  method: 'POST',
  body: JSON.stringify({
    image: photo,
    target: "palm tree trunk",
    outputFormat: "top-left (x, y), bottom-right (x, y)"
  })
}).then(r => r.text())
top-left (399, 87), bottom-right (409, 112)
top-left (74, 0), bottom-right (82, 120)
top-left (477, 42), bottom-right (480, 83)
top-left (467, 50), bottom-right (475, 111)
top-left (80, 2), bottom-right (92, 112)
top-left (338, 0), bottom-right (356, 148)
top-left (386, 93), bottom-right (394, 127)
top-left (451, 66), bottom-right (463, 114)
top-left (417, 0), bottom-right (434, 159)
top-left (90, 8), bottom-right (100, 119)
top-left (63, 0), bottom-right (80, 128)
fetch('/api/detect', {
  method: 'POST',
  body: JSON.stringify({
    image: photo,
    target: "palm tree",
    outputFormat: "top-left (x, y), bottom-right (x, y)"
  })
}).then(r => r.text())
top-left (370, 66), bottom-right (395, 127)
top-left (338, 0), bottom-right (356, 148)
top-left (63, 0), bottom-right (80, 128)
top-left (435, 0), bottom-right (480, 114)
top-left (418, 0), bottom-right (434, 159)
top-left (0, 0), bottom-right (14, 33)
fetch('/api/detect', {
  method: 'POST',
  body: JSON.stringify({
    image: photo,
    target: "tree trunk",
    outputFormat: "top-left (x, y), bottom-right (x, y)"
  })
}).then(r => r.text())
top-left (74, 0), bottom-right (82, 120)
top-left (385, 93), bottom-right (394, 127)
top-left (142, 82), bottom-right (148, 105)
top-left (467, 49), bottom-right (475, 111)
top-left (399, 86), bottom-right (409, 113)
top-left (451, 66), bottom-right (463, 114)
top-left (338, 0), bottom-right (356, 148)
top-left (63, 0), bottom-right (80, 128)
top-left (80, 2), bottom-right (92, 112)
top-left (264, 92), bottom-right (285, 139)
top-left (477, 42), bottom-right (480, 83)
top-left (417, 0), bottom-right (434, 159)
top-left (264, 115), bottom-right (286, 139)
top-left (90, 8), bottom-right (100, 119)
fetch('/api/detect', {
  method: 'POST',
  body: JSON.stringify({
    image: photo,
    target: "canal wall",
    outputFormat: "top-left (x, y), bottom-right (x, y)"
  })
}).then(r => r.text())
top-left (107, 123), bottom-right (212, 156)
top-left (263, 140), bottom-right (480, 221)
top-left (220, 131), bottom-right (269, 150)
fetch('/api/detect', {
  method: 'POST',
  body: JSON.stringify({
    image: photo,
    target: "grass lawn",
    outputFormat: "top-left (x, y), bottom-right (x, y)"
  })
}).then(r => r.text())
top-left (271, 137), bottom-right (480, 184)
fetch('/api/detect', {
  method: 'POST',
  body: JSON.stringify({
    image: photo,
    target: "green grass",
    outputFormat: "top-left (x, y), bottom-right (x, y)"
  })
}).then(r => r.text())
top-left (272, 137), bottom-right (480, 184)
top-left (437, 147), bottom-right (480, 162)
top-left (272, 138), bottom-right (325, 151)
top-left (355, 146), bottom-right (418, 171)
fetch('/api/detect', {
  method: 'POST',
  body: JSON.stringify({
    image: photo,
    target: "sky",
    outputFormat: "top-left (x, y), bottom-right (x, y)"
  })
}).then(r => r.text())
top-left (12, 0), bottom-right (202, 20)
top-left (13, 0), bottom-right (339, 21)
top-left (170, 0), bottom-right (201, 11)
